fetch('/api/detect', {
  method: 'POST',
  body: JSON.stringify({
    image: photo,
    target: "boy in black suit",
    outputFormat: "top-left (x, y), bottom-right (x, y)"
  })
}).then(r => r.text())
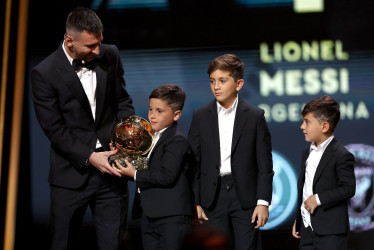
top-left (114, 84), bottom-right (193, 250)
top-left (292, 96), bottom-right (356, 250)
top-left (188, 54), bottom-right (274, 250)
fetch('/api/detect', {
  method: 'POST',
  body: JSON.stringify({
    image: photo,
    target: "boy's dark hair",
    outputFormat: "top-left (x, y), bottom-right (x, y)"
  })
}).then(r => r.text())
top-left (149, 84), bottom-right (186, 112)
top-left (302, 95), bottom-right (340, 132)
top-left (207, 54), bottom-right (245, 81)
top-left (66, 6), bottom-right (103, 35)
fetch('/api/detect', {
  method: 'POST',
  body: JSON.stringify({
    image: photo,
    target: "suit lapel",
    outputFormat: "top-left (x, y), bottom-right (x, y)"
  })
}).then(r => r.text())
top-left (313, 139), bottom-right (337, 188)
top-left (55, 47), bottom-right (94, 122)
top-left (207, 101), bottom-right (220, 156)
top-left (231, 98), bottom-right (248, 153)
top-left (148, 123), bottom-right (177, 163)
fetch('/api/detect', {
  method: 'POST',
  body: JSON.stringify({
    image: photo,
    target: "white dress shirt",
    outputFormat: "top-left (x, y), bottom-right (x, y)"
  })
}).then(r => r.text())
top-left (217, 96), bottom-right (268, 206)
top-left (217, 97), bottom-right (237, 176)
top-left (62, 43), bottom-right (101, 149)
top-left (301, 135), bottom-right (334, 229)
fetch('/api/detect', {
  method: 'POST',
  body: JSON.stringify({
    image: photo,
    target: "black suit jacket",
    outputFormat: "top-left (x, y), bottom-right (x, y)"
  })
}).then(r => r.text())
top-left (295, 138), bottom-right (356, 235)
top-left (188, 97), bottom-right (274, 209)
top-left (31, 43), bottom-right (135, 189)
top-left (136, 122), bottom-right (193, 218)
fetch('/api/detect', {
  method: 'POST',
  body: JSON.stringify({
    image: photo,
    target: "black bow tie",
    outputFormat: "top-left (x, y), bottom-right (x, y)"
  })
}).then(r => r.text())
top-left (72, 59), bottom-right (95, 71)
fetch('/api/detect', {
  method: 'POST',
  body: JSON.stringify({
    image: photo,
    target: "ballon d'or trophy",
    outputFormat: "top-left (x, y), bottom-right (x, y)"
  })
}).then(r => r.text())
top-left (108, 115), bottom-right (154, 171)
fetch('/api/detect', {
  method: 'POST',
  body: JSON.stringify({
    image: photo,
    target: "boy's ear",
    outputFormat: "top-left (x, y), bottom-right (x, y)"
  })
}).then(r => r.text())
top-left (173, 110), bottom-right (182, 121)
top-left (321, 121), bottom-right (330, 134)
top-left (236, 79), bottom-right (244, 91)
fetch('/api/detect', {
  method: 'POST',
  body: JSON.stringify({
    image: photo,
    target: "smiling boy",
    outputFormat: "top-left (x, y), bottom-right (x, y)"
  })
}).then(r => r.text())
top-left (188, 54), bottom-right (274, 250)
top-left (292, 96), bottom-right (356, 250)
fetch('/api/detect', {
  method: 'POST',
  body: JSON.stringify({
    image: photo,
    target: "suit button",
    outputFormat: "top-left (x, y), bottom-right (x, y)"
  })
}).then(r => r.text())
top-left (213, 182), bottom-right (217, 186)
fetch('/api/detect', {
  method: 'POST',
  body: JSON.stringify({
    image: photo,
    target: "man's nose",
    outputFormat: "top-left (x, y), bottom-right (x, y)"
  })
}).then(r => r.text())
top-left (92, 45), bottom-right (100, 55)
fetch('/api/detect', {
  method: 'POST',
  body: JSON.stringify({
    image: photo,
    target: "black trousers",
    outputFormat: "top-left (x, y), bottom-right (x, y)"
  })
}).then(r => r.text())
top-left (141, 214), bottom-right (192, 250)
top-left (203, 175), bottom-right (261, 250)
top-left (300, 225), bottom-right (347, 250)
top-left (50, 167), bottom-right (129, 250)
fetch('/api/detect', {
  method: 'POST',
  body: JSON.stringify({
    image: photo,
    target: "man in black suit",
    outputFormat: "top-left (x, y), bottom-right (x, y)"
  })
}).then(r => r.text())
top-left (114, 84), bottom-right (193, 250)
top-left (292, 96), bottom-right (356, 250)
top-left (31, 7), bottom-right (134, 250)
top-left (188, 54), bottom-right (274, 250)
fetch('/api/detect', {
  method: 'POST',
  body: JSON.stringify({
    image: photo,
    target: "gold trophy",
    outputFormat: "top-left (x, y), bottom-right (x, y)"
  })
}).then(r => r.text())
top-left (108, 115), bottom-right (154, 170)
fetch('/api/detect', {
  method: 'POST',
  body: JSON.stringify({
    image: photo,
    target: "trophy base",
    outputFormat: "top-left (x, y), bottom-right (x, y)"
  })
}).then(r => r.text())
top-left (108, 154), bottom-right (149, 171)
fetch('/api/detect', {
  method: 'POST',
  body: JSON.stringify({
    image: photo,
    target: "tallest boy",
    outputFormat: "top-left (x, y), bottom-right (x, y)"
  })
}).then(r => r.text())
top-left (188, 54), bottom-right (274, 249)
top-left (31, 7), bottom-right (134, 250)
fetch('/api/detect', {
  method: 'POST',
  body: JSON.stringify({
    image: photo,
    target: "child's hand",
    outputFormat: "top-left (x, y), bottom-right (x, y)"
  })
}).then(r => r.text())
top-left (304, 195), bottom-right (317, 214)
top-left (113, 159), bottom-right (136, 178)
top-left (109, 142), bottom-right (116, 151)
top-left (252, 205), bottom-right (269, 228)
top-left (292, 221), bottom-right (301, 239)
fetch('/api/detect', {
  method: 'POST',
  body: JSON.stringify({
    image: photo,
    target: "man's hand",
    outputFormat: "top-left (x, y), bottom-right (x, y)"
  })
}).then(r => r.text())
top-left (252, 205), bottom-right (269, 228)
top-left (194, 205), bottom-right (208, 224)
top-left (304, 195), bottom-right (318, 214)
top-left (113, 159), bottom-right (136, 178)
top-left (88, 149), bottom-right (121, 177)
top-left (292, 221), bottom-right (301, 239)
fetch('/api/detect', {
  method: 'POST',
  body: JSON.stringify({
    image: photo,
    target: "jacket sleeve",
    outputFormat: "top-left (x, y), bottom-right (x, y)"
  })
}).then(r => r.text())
top-left (110, 45), bottom-right (135, 119)
top-left (31, 68), bottom-right (93, 169)
top-left (255, 111), bottom-right (274, 203)
top-left (318, 151), bottom-right (356, 208)
top-left (136, 135), bottom-right (189, 188)
top-left (187, 111), bottom-right (201, 205)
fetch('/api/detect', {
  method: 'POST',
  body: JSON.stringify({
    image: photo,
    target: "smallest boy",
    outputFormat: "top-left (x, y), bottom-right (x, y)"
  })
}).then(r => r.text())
top-left (292, 96), bottom-right (356, 250)
top-left (114, 84), bottom-right (193, 250)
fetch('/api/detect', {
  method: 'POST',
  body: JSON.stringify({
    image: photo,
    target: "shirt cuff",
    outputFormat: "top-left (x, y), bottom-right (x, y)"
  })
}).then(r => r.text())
top-left (257, 199), bottom-right (269, 206)
top-left (315, 194), bottom-right (321, 206)
top-left (134, 170), bottom-right (137, 181)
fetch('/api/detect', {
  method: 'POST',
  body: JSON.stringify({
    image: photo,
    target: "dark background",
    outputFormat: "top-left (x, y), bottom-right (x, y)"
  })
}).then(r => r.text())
top-left (14, 0), bottom-right (374, 249)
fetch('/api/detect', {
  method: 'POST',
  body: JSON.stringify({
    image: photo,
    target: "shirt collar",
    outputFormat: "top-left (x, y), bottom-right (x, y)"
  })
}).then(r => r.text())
top-left (310, 135), bottom-right (334, 151)
top-left (62, 42), bottom-right (74, 65)
top-left (216, 95), bottom-right (239, 115)
top-left (154, 126), bottom-right (168, 139)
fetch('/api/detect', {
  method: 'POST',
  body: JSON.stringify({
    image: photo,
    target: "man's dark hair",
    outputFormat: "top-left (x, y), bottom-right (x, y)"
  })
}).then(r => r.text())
top-left (149, 84), bottom-right (186, 112)
top-left (207, 54), bottom-right (245, 81)
top-left (302, 95), bottom-right (340, 132)
top-left (66, 6), bottom-right (103, 35)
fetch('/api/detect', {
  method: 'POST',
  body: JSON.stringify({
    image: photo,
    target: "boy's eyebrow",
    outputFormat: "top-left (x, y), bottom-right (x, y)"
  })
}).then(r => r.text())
top-left (210, 77), bottom-right (228, 80)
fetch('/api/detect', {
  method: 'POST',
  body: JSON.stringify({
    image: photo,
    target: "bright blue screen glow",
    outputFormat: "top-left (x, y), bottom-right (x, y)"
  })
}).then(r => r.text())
top-left (91, 0), bottom-right (169, 10)
top-left (236, 0), bottom-right (293, 7)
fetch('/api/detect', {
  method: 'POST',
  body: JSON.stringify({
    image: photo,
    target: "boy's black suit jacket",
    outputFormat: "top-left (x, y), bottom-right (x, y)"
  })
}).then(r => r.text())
top-left (188, 97), bottom-right (274, 209)
top-left (295, 138), bottom-right (356, 235)
top-left (31, 43), bottom-right (134, 189)
top-left (136, 122), bottom-right (193, 218)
